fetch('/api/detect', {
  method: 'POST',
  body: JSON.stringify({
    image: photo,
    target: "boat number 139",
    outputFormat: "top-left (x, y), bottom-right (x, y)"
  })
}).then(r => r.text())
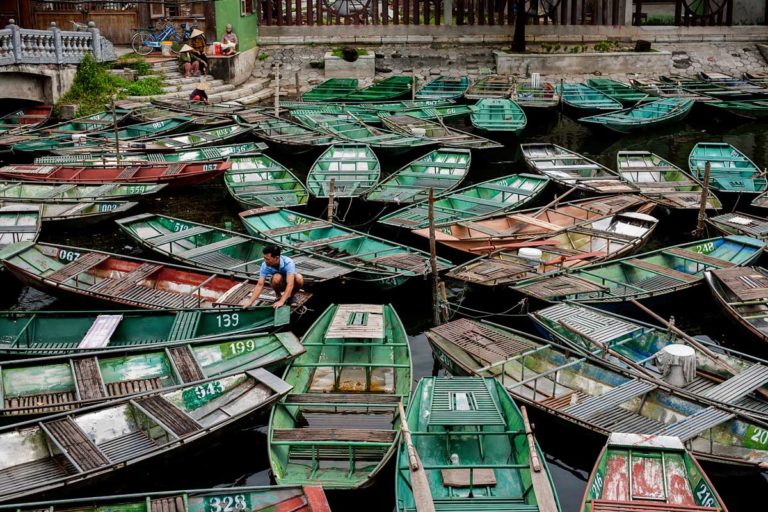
top-left (208, 495), bottom-right (248, 512)
top-left (216, 313), bottom-right (239, 328)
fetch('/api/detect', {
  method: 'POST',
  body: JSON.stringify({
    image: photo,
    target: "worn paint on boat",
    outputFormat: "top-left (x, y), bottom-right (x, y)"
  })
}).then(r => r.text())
top-left (396, 377), bottom-right (561, 512)
top-left (302, 78), bottom-right (360, 101)
top-left (341, 76), bottom-right (414, 102)
top-left (0, 204), bottom-right (40, 250)
top-left (706, 266), bottom-right (768, 346)
top-left (380, 114), bottom-right (502, 149)
top-left (269, 303), bottom-right (411, 489)
top-left (512, 79), bottom-right (560, 110)
top-left (469, 98), bottom-right (527, 134)
top-left (237, 111), bottom-right (340, 153)
top-left (557, 82), bottom-right (623, 114)
top-left (688, 142), bottom-right (767, 194)
top-left (579, 98), bottom-right (694, 134)
top-left (0, 200), bottom-right (137, 226)
top-left (0, 181), bottom-right (167, 202)
top-left (464, 75), bottom-right (515, 100)
top-left (307, 144), bottom-right (380, 198)
top-left (585, 78), bottom-right (650, 105)
top-left (119, 124), bottom-right (251, 153)
top-left (415, 75), bottom-right (471, 100)
top-left (224, 154), bottom-right (309, 209)
top-left (707, 212), bottom-right (768, 240)
top-left (0, 105), bottom-right (53, 136)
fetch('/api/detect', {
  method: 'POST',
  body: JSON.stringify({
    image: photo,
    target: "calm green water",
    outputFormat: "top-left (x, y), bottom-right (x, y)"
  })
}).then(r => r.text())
top-left (1, 106), bottom-right (768, 510)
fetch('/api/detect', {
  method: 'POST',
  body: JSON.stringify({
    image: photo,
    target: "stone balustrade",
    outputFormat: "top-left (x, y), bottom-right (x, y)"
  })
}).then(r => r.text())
top-left (0, 19), bottom-right (116, 66)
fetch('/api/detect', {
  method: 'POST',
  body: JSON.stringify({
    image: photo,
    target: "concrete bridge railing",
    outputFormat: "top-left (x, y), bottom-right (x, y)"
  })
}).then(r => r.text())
top-left (0, 20), bottom-right (116, 66)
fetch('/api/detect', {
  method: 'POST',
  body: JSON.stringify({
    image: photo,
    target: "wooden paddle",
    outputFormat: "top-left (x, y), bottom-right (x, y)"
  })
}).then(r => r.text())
top-left (521, 406), bottom-right (559, 511)
top-left (398, 401), bottom-right (436, 512)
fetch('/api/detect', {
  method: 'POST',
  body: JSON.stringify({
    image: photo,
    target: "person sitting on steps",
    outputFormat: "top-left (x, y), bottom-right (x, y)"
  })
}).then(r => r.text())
top-left (244, 245), bottom-right (304, 309)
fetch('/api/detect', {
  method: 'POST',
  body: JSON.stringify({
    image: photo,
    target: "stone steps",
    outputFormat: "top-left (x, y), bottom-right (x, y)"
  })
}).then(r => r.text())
top-left (162, 79), bottom-right (224, 93)
top-left (211, 78), bottom-right (271, 103)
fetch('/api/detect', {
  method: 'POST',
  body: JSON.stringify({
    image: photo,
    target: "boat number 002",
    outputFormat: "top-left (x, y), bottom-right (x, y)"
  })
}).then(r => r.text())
top-left (207, 495), bottom-right (249, 512)
top-left (58, 249), bottom-right (81, 262)
top-left (194, 381), bottom-right (224, 400)
top-left (692, 242), bottom-right (715, 254)
top-left (217, 313), bottom-right (239, 328)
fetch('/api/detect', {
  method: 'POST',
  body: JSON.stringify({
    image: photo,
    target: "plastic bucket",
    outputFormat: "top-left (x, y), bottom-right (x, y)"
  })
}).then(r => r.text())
top-left (161, 41), bottom-right (173, 56)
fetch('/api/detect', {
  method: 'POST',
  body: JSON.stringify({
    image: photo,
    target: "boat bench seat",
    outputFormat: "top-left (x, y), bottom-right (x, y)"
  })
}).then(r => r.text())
top-left (106, 377), bottom-right (162, 397)
top-left (4, 391), bottom-right (77, 415)
top-left (272, 427), bottom-right (396, 443)
top-left (179, 236), bottom-right (248, 259)
top-left (284, 393), bottom-right (401, 405)
top-left (89, 263), bottom-right (163, 296)
top-left (432, 500), bottom-right (537, 512)
top-left (293, 233), bottom-right (362, 249)
top-left (590, 500), bottom-right (720, 512)
top-left (622, 259), bottom-right (699, 283)
top-left (0, 224), bottom-right (38, 233)
top-left (134, 395), bottom-right (202, 437)
top-left (42, 417), bottom-right (111, 471)
top-left (46, 252), bottom-right (110, 283)
top-left (262, 221), bottom-right (330, 237)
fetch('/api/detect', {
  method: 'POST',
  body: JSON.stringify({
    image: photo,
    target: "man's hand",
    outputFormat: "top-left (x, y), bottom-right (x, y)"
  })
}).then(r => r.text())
top-left (272, 299), bottom-right (285, 309)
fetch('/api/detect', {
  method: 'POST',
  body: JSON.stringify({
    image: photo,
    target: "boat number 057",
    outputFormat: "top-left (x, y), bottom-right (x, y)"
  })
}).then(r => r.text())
top-left (59, 249), bottom-right (81, 262)
top-left (203, 163), bottom-right (217, 172)
top-left (207, 495), bottom-right (248, 512)
top-left (217, 313), bottom-right (239, 328)
top-left (194, 381), bottom-right (223, 400)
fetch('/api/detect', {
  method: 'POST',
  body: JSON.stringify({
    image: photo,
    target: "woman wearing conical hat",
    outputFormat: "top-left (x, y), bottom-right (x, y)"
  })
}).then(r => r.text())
top-left (178, 44), bottom-right (206, 78)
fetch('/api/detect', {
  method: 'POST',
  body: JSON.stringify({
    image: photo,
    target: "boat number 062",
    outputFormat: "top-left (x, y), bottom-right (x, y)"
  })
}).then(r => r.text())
top-left (193, 381), bottom-right (223, 400)
top-left (58, 249), bottom-right (81, 262)
top-left (208, 495), bottom-right (248, 512)
top-left (217, 313), bottom-right (239, 328)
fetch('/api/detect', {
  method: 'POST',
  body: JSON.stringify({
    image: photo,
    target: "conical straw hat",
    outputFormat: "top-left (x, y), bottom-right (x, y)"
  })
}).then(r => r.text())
top-left (179, 44), bottom-right (193, 53)
top-left (190, 29), bottom-right (204, 38)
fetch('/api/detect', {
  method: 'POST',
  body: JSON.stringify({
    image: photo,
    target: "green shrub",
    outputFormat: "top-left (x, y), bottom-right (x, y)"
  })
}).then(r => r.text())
top-left (258, 51), bottom-right (269, 61)
top-left (116, 54), bottom-right (151, 76)
top-left (593, 40), bottom-right (612, 52)
top-left (123, 76), bottom-right (165, 96)
top-left (644, 14), bottom-right (675, 25)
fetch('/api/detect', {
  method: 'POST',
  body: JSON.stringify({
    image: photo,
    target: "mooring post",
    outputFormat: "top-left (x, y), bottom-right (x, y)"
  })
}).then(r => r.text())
top-left (428, 188), bottom-right (440, 326)
top-left (295, 70), bottom-right (300, 99)
top-left (412, 72), bottom-right (417, 101)
top-left (327, 178), bottom-right (335, 224)
top-left (274, 62), bottom-right (280, 117)
top-left (694, 161), bottom-right (711, 238)
top-left (112, 97), bottom-right (120, 165)
top-left (559, 78), bottom-right (564, 113)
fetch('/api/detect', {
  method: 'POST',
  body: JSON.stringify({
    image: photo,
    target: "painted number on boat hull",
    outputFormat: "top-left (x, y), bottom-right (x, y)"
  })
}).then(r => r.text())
top-left (58, 249), bottom-right (81, 262)
top-left (691, 241), bottom-right (715, 255)
top-left (182, 380), bottom-right (225, 409)
top-left (744, 425), bottom-right (768, 449)
top-left (217, 313), bottom-right (240, 329)
top-left (590, 471), bottom-right (604, 499)
top-left (204, 494), bottom-right (251, 512)
top-left (693, 480), bottom-right (716, 507)
top-left (227, 338), bottom-right (257, 357)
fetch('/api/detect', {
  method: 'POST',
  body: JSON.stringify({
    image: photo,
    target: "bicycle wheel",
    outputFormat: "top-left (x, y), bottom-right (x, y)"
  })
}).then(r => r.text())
top-left (131, 32), bottom-right (154, 56)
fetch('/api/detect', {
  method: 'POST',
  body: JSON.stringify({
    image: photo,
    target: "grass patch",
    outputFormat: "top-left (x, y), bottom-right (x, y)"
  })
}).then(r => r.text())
top-left (115, 54), bottom-right (151, 76)
top-left (644, 14), bottom-right (675, 25)
top-left (123, 76), bottom-right (165, 96)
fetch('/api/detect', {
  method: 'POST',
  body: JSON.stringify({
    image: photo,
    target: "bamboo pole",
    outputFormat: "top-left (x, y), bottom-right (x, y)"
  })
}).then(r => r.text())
top-left (695, 161), bottom-right (711, 238)
top-left (398, 402), bottom-right (436, 512)
top-left (327, 178), bottom-right (335, 224)
top-left (111, 97), bottom-right (120, 165)
top-left (274, 62), bottom-right (280, 117)
top-left (428, 188), bottom-right (440, 326)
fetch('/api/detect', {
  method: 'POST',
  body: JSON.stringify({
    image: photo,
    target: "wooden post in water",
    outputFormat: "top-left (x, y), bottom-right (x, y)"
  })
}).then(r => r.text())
top-left (111, 97), bottom-right (120, 165)
top-left (327, 178), bottom-right (335, 224)
top-left (398, 402), bottom-right (436, 512)
top-left (295, 70), bottom-right (300, 99)
top-left (694, 161), bottom-right (711, 238)
top-left (412, 72), bottom-right (417, 101)
top-left (274, 62), bottom-right (280, 117)
top-left (428, 188), bottom-right (440, 326)
top-left (559, 78), bottom-right (564, 113)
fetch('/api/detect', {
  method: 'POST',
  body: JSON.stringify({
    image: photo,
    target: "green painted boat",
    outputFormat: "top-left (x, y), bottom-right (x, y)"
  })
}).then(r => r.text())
top-left (307, 144), bottom-right (380, 198)
top-left (744, 70), bottom-right (768, 88)
top-left (579, 98), bottom-right (694, 134)
top-left (464, 75), bottom-right (515, 100)
top-left (0, 181), bottom-right (167, 202)
top-left (520, 143), bottom-right (637, 195)
top-left (585, 78), bottom-right (650, 105)
top-left (393, 104), bottom-right (476, 120)
top-left (0, 331), bottom-right (303, 418)
top-left (0, 204), bottom-right (40, 250)
top-left (129, 107), bottom-right (232, 128)
top-left (378, 174), bottom-right (550, 229)
top-left (0, 110), bottom-right (132, 148)
top-left (269, 303), bottom-right (412, 489)
top-left (0, 200), bottom-right (137, 226)
top-left (660, 74), bottom-right (758, 101)
top-left (533, 302), bottom-right (768, 420)
top-left (688, 142), bottom-right (767, 194)
top-left (469, 98), bottom-right (527, 134)
top-left (0, 241), bottom-right (312, 310)
top-left (118, 124), bottom-right (251, 153)
top-left (707, 211), bottom-right (768, 240)
top-left (752, 190), bottom-right (768, 208)
top-left (511, 235), bottom-right (765, 305)
top-left (699, 71), bottom-right (768, 96)
top-left (0, 105), bottom-right (53, 136)
top-left (235, 111), bottom-right (340, 153)
top-left (0, 486), bottom-right (331, 512)
top-left (557, 82), bottom-right (623, 115)
top-left (116, 213), bottom-right (353, 283)
top-left (379, 114), bottom-right (502, 150)
top-left (354, 99), bottom-right (453, 111)
top-left (149, 99), bottom-right (245, 116)
top-left (0, 368), bottom-right (290, 502)
top-left (302, 78), bottom-right (360, 101)
top-left (0, 307), bottom-right (290, 356)
top-left (34, 142), bottom-right (267, 166)
top-left (341, 76), bottom-right (414, 102)
top-left (629, 78), bottom-right (715, 103)
top-left (293, 113), bottom-right (434, 153)
top-left (365, 148), bottom-right (471, 204)
top-left (616, 150), bottom-right (722, 210)
top-left (425, 317), bottom-right (768, 469)
top-left (224, 155), bottom-right (309, 209)
top-left (415, 75), bottom-right (471, 100)
top-left (13, 117), bottom-right (193, 154)
top-left (580, 433), bottom-right (728, 512)
top-left (706, 266), bottom-right (768, 346)
top-left (239, 207), bottom-right (451, 288)
top-left (396, 377), bottom-right (561, 512)
top-left (512, 79), bottom-right (560, 111)
top-left (288, 106), bottom-right (382, 125)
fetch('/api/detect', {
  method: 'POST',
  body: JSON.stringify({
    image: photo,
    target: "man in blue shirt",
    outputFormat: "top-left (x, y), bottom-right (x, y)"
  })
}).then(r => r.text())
top-left (244, 245), bottom-right (304, 309)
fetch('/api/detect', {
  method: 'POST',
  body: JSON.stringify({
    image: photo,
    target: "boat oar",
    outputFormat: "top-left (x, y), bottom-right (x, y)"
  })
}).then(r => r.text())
top-left (398, 401), bottom-right (436, 512)
top-left (520, 405), bottom-right (559, 511)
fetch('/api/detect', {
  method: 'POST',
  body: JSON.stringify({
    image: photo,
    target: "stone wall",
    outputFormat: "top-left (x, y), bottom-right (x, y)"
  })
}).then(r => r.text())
top-left (0, 64), bottom-right (78, 103)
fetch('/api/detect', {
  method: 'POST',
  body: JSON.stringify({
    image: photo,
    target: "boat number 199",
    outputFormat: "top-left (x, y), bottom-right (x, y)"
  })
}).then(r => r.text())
top-left (207, 495), bottom-right (248, 512)
top-left (217, 313), bottom-right (239, 328)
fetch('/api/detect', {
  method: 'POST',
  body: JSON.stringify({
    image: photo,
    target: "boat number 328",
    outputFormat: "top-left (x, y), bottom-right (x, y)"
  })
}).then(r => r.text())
top-left (205, 495), bottom-right (250, 512)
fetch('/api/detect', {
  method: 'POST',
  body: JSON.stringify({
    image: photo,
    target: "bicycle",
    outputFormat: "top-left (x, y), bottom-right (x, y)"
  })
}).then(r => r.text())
top-left (131, 18), bottom-right (193, 56)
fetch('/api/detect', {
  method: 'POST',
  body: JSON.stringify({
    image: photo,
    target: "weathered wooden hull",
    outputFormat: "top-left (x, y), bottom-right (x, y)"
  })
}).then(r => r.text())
top-left (705, 267), bottom-right (768, 346)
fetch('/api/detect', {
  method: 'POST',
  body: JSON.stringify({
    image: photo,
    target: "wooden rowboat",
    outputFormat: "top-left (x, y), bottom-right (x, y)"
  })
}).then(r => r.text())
top-left (411, 195), bottom-right (654, 253)
top-left (616, 150), bottom-right (722, 210)
top-left (707, 211), bottom-right (768, 240)
top-left (585, 78), bottom-right (649, 105)
top-left (237, 111), bottom-right (340, 153)
top-left (447, 211), bottom-right (658, 286)
top-left (0, 307), bottom-right (290, 355)
top-left (0, 105), bottom-right (53, 136)
top-left (0, 161), bottom-right (231, 187)
top-left (469, 98), bottom-right (527, 135)
top-left (464, 75), bottom-right (514, 100)
top-left (704, 99), bottom-right (768, 121)
top-left (579, 98), bottom-right (694, 134)
top-left (0, 331), bottom-right (303, 418)
top-left (379, 174), bottom-right (549, 230)
top-left (512, 79), bottom-right (560, 111)
top-left (688, 142), bottom-right (767, 194)
top-left (380, 114), bottom-right (502, 150)
top-left (706, 266), bottom-right (768, 345)
top-left (396, 377), bottom-right (561, 512)
top-left (0, 204), bottom-right (40, 250)
top-left (365, 148), bottom-right (471, 204)
top-left (426, 318), bottom-right (768, 468)
top-left (117, 124), bottom-right (252, 154)
top-left (0, 486), bottom-right (331, 512)
top-left (415, 75), bottom-right (471, 100)
top-left (752, 190), bottom-right (768, 208)
top-left (0, 200), bottom-right (137, 226)
top-left (558, 82), bottom-right (622, 115)
top-left (239, 207), bottom-right (450, 289)
top-left (0, 242), bottom-right (312, 310)
top-left (511, 235), bottom-right (765, 305)
top-left (0, 181), bottom-right (167, 202)
top-left (341, 76), bottom-right (414, 102)
top-left (0, 368), bottom-right (290, 502)
top-left (269, 303), bottom-right (411, 489)
top-left (224, 155), bottom-right (309, 209)
top-left (532, 301), bottom-right (768, 420)
top-left (0, 110), bottom-right (129, 147)
top-left (581, 433), bottom-right (728, 512)
top-left (629, 78), bottom-right (715, 103)
top-left (302, 78), bottom-right (360, 102)
top-left (520, 143), bottom-right (636, 195)
top-left (660, 75), bottom-right (758, 101)
top-left (744, 70), bottom-right (768, 88)
top-left (307, 144), bottom-right (380, 198)
top-left (116, 213), bottom-right (353, 283)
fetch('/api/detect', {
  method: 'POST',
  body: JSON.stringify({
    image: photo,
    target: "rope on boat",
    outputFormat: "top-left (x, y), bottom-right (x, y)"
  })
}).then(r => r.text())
top-left (442, 285), bottom-right (530, 320)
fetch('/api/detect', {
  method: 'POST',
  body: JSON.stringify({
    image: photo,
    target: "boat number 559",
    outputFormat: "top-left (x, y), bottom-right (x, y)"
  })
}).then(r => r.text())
top-left (207, 495), bottom-right (248, 512)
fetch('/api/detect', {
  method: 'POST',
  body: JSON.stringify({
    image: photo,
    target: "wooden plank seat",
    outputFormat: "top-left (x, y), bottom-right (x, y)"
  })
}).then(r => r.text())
top-left (97, 429), bottom-right (157, 461)
top-left (186, 251), bottom-right (243, 270)
top-left (72, 357), bottom-right (107, 400)
top-left (135, 395), bottom-right (202, 436)
top-left (116, 166), bottom-right (142, 180)
top-left (568, 226), bottom-right (639, 242)
top-left (168, 345), bottom-right (205, 383)
top-left (149, 226), bottom-right (213, 246)
top-left (164, 164), bottom-right (184, 176)
top-left (271, 427), bottom-right (396, 443)
top-left (518, 274), bottom-right (609, 299)
top-left (431, 318), bottom-right (536, 364)
top-left (563, 380), bottom-right (657, 420)
top-left (588, 407), bottom-right (664, 434)
top-left (263, 220), bottom-right (330, 237)
top-left (150, 496), bottom-right (186, 512)
top-left (449, 259), bottom-right (534, 286)
top-left (701, 363), bottom-right (768, 403)
top-left (179, 237), bottom-right (248, 259)
top-left (106, 377), bottom-right (162, 397)
top-left (4, 391), bottom-right (77, 414)
top-left (0, 224), bottom-right (38, 233)
top-left (167, 310), bottom-right (201, 341)
top-left (370, 253), bottom-right (431, 273)
top-left (664, 247), bottom-right (735, 268)
top-left (46, 253), bottom-right (110, 283)
top-left (0, 457), bottom-right (72, 495)
top-left (293, 233), bottom-right (362, 250)
top-left (89, 263), bottom-right (162, 296)
top-left (117, 285), bottom-right (194, 309)
top-left (622, 259), bottom-right (699, 283)
top-left (432, 500), bottom-right (537, 512)
top-left (654, 406), bottom-right (735, 441)
top-left (215, 282), bottom-right (254, 306)
top-left (590, 500), bottom-right (719, 512)
top-left (42, 417), bottom-right (110, 471)
top-left (284, 393), bottom-right (401, 405)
